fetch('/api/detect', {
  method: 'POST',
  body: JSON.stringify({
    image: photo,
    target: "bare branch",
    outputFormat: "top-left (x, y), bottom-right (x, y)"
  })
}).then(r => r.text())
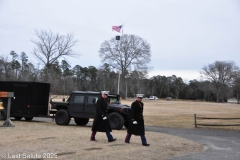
top-left (31, 30), bottom-right (79, 69)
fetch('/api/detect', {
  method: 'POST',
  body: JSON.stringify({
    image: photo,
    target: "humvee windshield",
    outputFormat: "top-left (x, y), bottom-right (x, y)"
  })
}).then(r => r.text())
top-left (108, 94), bottom-right (120, 104)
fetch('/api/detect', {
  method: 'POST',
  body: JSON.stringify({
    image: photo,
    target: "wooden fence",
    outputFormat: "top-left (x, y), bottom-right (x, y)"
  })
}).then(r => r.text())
top-left (194, 114), bottom-right (240, 128)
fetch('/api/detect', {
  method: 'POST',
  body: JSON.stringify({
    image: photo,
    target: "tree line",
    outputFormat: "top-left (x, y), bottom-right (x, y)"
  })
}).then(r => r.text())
top-left (0, 30), bottom-right (239, 103)
top-left (1, 53), bottom-right (239, 103)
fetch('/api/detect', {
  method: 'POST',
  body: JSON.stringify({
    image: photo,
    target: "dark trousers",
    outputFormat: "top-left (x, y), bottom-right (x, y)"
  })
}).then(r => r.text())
top-left (91, 131), bottom-right (113, 140)
top-left (125, 133), bottom-right (147, 144)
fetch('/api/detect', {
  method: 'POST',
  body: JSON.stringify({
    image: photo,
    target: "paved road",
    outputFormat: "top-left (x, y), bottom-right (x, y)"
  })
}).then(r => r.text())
top-left (145, 126), bottom-right (240, 160)
top-left (7, 117), bottom-right (240, 160)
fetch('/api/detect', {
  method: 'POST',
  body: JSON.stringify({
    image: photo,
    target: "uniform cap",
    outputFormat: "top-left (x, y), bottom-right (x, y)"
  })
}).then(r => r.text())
top-left (136, 94), bottom-right (144, 98)
top-left (101, 91), bottom-right (109, 95)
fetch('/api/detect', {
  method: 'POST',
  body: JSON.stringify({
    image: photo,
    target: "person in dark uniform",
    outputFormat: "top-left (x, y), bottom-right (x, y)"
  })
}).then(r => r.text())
top-left (90, 91), bottom-right (116, 142)
top-left (125, 94), bottom-right (150, 146)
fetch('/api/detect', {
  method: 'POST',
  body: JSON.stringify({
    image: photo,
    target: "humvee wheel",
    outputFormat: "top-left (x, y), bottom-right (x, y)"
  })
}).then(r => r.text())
top-left (74, 118), bottom-right (89, 125)
top-left (14, 116), bottom-right (22, 120)
top-left (0, 110), bottom-right (6, 120)
top-left (108, 112), bottom-right (124, 130)
top-left (25, 117), bottom-right (33, 121)
top-left (55, 109), bottom-right (70, 125)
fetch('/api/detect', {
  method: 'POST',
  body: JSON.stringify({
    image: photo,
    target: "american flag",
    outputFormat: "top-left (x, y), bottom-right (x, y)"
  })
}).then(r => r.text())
top-left (112, 25), bottom-right (122, 33)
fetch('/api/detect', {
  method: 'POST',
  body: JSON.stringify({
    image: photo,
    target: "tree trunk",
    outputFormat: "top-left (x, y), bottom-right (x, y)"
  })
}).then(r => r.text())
top-left (216, 89), bottom-right (221, 103)
top-left (237, 91), bottom-right (239, 104)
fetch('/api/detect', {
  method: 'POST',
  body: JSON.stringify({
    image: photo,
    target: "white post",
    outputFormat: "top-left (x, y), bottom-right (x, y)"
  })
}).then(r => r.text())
top-left (117, 72), bottom-right (121, 94)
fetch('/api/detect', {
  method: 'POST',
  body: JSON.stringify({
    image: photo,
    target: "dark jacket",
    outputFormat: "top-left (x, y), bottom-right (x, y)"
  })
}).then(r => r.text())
top-left (127, 100), bottom-right (145, 135)
top-left (91, 97), bottom-right (112, 132)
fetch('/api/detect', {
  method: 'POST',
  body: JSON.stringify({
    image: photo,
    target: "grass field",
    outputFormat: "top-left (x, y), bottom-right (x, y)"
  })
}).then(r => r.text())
top-left (122, 99), bottom-right (240, 131)
top-left (51, 95), bottom-right (240, 131)
top-left (1, 99), bottom-right (239, 159)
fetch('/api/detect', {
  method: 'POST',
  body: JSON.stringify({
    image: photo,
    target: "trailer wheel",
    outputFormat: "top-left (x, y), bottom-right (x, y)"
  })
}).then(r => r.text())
top-left (55, 109), bottom-right (70, 125)
top-left (0, 110), bottom-right (6, 120)
top-left (74, 118), bottom-right (89, 126)
top-left (24, 117), bottom-right (33, 121)
top-left (14, 116), bottom-right (22, 120)
top-left (108, 112), bottom-right (124, 130)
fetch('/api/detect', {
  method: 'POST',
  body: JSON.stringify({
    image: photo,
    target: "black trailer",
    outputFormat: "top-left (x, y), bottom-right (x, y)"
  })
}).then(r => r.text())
top-left (0, 81), bottom-right (50, 121)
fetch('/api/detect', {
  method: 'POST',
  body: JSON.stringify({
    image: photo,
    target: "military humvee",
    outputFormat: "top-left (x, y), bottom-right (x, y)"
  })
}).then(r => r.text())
top-left (50, 91), bottom-right (131, 130)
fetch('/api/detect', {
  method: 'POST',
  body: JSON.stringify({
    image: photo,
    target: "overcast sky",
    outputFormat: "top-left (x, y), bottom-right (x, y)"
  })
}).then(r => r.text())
top-left (0, 0), bottom-right (240, 83)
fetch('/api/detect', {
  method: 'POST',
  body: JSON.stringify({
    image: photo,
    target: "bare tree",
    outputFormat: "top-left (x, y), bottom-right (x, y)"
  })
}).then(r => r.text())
top-left (0, 56), bottom-right (11, 81)
top-left (233, 70), bottom-right (240, 104)
top-left (99, 34), bottom-right (151, 77)
top-left (31, 30), bottom-right (79, 69)
top-left (99, 34), bottom-right (151, 97)
top-left (201, 61), bottom-right (239, 102)
top-left (173, 76), bottom-right (183, 99)
top-left (19, 52), bottom-right (28, 80)
top-left (198, 80), bottom-right (213, 101)
top-left (2, 61), bottom-right (12, 81)
top-left (20, 52), bottom-right (28, 71)
top-left (10, 51), bottom-right (20, 79)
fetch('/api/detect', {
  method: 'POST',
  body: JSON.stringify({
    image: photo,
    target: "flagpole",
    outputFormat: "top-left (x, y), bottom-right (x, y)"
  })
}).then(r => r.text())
top-left (122, 23), bottom-right (124, 36)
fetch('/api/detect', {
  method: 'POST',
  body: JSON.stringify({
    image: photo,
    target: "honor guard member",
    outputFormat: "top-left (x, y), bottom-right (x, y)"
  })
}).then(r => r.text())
top-left (125, 94), bottom-right (150, 146)
top-left (90, 91), bottom-right (116, 142)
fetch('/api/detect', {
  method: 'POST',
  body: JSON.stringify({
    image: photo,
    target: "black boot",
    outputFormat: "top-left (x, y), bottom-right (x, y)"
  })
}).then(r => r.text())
top-left (90, 131), bottom-right (96, 141)
top-left (125, 133), bottom-right (131, 143)
top-left (108, 138), bottom-right (116, 142)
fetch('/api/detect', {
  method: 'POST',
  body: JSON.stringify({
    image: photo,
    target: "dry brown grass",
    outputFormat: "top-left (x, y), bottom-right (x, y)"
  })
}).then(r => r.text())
top-left (0, 121), bottom-right (203, 160)
top-left (122, 99), bottom-right (240, 131)
top-left (1, 99), bottom-right (239, 159)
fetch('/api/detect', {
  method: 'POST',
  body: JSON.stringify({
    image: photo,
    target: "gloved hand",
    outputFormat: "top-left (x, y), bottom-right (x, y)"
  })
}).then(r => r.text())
top-left (103, 116), bottom-right (107, 120)
top-left (133, 121), bottom-right (137, 124)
